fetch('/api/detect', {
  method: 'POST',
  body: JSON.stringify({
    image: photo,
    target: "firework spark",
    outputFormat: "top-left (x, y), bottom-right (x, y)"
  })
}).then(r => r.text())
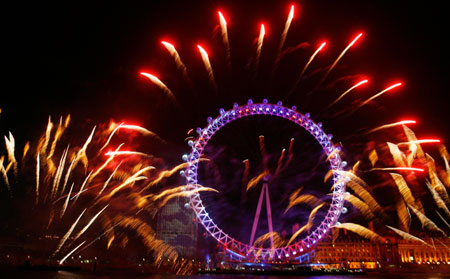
top-left (300, 42), bottom-right (327, 80)
top-left (255, 24), bottom-right (266, 75)
top-left (328, 79), bottom-right (368, 108)
top-left (364, 119), bottom-right (416, 134)
top-left (354, 82), bottom-right (402, 111)
top-left (397, 139), bottom-right (441, 146)
top-left (140, 72), bottom-right (176, 101)
top-left (59, 241), bottom-right (86, 265)
top-left (277, 5), bottom-right (295, 60)
top-left (197, 45), bottom-right (217, 91)
top-left (161, 41), bottom-right (190, 82)
top-left (319, 32), bottom-right (363, 85)
top-left (368, 167), bottom-right (424, 172)
top-left (218, 11), bottom-right (231, 70)
top-left (54, 208), bottom-right (87, 256)
top-left (335, 223), bottom-right (385, 242)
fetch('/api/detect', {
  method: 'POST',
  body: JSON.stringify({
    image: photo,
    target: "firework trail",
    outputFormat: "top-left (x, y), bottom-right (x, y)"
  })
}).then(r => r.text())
top-left (4, 132), bottom-right (18, 176)
top-left (288, 42), bottom-right (327, 97)
top-left (351, 82), bottom-right (402, 113)
top-left (334, 223), bottom-right (385, 242)
top-left (387, 226), bottom-right (432, 247)
top-left (161, 41), bottom-right (191, 83)
top-left (197, 45), bottom-right (217, 92)
top-left (72, 205), bottom-right (109, 243)
top-left (254, 24), bottom-right (265, 76)
top-left (407, 204), bottom-right (446, 236)
top-left (318, 33), bottom-right (363, 86)
top-left (396, 199), bottom-right (411, 232)
top-left (425, 180), bottom-right (450, 218)
top-left (218, 11), bottom-right (231, 70)
top-left (54, 208), bottom-right (87, 256)
top-left (327, 79), bottom-right (368, 109)
top-left (285, 194), bottom-right (321, 213)
top-left (0, 158), bottom-right (10, 195)
top-left (59, 241), bottom-right (86, 265)
top-left (367, 167), bottom-right (424, 172)
top-left (140, 72), bottom-right (176, 102)
top-left (36, 152), bottom-right (40, 204)
top-left (273, 5), bottom-right (295, 74)
top-left (397, 139), bottom-right (441, 146)
top-left (60, 183), bottom-right (74, 218)
top-left (364, 120), bottom-right (416, 135)
top-left (343, 193), bottom-right (375, 221)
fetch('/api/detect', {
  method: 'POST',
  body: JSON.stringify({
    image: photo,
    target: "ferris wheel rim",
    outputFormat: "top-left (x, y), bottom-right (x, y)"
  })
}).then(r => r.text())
top-left (184, 99), bottom-right (347, 260)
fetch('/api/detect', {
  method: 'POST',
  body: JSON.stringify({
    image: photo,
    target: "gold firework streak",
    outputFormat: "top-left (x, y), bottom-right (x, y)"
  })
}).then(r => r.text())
top-left (140, 72), bottom-right (176, 101)
top-left (218, 11), bottom-right (231, 70)
top-left (4, 132), bottom-right (18, 175)
top-left (390, 173), bottom-right (424, 213)
top-left (197, 45), bottom-right (217, 91)
top-left (275, 5), bottom-right (295, 66)
top-left (53, 208), bottom-right (87, 256)
top-left (368, 167), bottom-right (424, 172)
top-left (355, 82), bottom-right (402, 111)
top-left (320, 33), bottom-right (363, 85)
top-left (59, 240), bottom-right (86, 265)
top-left (60, 183), bottom-right (74, 218)
top-left (255, 24), bottom-right (265, 75)
top-left (35, 152), bottom-right (40, 204)
top-left (72, 205), bottom-right (109, 243)
top-left (106, 166), bottom-right (155, 199)
top-left (0, 158), bottom-right (11, 195)
top-left (328, 79), bottom-right (368, 109)
top-left (299, 42), bottom-right (326, 80)
top-left (335, 223), bottom-right (385, 242)
top-left (386, 226), bottom-right (431, 247)
top-left (40, 117), bottom-right (53, 155)
top-left (364, 120), bottom-right (416, 134)
top-left (100, 123), bottom-right (123, 151)
top-left (161, 41), bottom-right (190, 82)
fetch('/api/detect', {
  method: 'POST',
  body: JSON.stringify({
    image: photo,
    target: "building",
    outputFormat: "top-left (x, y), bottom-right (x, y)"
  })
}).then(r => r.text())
top-left (398, 238), bottom-right (450, 265)
top-left (297, 234), bottom-right (380, 270)
top-left (156, 197), bottom-right (198, 259)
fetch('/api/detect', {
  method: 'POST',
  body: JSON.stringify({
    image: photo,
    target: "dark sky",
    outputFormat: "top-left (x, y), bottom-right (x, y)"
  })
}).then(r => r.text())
top-left (1, 1), bottom-right (449, 147)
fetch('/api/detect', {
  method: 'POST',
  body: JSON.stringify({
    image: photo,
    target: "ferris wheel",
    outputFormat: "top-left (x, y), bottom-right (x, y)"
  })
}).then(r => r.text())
top-left (183, 99), bottom-right (347, 261)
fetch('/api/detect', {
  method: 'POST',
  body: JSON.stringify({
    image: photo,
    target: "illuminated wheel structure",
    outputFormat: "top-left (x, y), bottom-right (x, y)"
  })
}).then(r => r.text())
top-left (184, 99), bottom-right (347, 261)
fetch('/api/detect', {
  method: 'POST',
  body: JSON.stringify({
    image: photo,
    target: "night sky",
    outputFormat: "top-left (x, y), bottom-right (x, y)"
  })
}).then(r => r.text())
top-left (2, 1), bottom-right (449, 143)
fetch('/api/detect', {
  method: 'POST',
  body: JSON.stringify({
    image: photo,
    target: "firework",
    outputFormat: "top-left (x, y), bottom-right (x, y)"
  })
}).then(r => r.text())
top-left (365, 120), bottom-right (416, 134)
top-left (274, 5), bottom-right (295, 69)
top-left (303, 42), bottom-right (327, 78)
top-left (319, 33), bottom-right (363, 85)
top-left (140, 72), bottom-right (176, 101)
top-left (161, 41), bottom-right (191, 83)
top-left (334, 223), bottom-right (385, 242)
top-left (197, 45), bottom-right (217, 91)
top-left (254, 24), bottom-right (265, 75)
top-left (218, 11), bottom-right (231, 70)
top-left (354, 82), bottom-right (403, 111)
top-left (328, 79), bottom-right (368, 108)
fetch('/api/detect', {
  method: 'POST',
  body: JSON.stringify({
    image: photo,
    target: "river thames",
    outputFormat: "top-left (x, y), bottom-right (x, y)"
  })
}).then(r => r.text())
top-left (2, 270), bottom-right (449, 279)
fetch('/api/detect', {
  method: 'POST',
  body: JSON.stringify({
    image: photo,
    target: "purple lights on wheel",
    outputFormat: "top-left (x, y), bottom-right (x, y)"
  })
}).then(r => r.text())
top-left (184, 99), bottom-right (347, 261)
